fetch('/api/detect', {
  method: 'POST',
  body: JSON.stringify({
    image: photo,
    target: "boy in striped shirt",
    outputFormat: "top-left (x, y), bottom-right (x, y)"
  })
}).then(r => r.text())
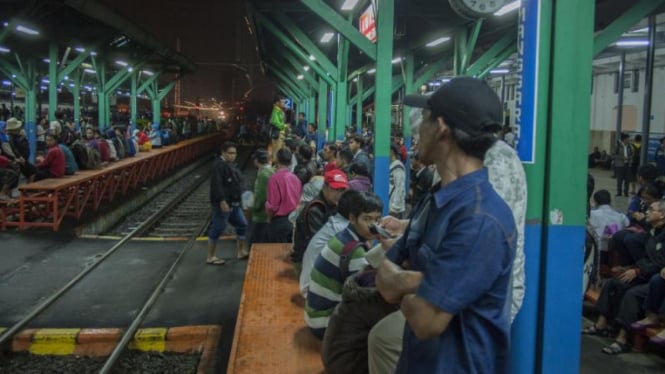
top-left (305, 191), bottom-right (383, 338)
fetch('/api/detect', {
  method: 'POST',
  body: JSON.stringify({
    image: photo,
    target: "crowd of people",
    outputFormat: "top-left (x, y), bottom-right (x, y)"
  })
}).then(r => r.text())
top-left (207, 77), bottom-right (529, 373)
top-left (0, 109), bottom-right (212, 202)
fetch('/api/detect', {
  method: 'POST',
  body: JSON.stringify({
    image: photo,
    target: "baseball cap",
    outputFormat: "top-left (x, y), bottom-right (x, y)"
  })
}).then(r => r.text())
top-left (324, 169), bottom-right (348, 190)
top-left (403, 77), bottom-right (503, 135)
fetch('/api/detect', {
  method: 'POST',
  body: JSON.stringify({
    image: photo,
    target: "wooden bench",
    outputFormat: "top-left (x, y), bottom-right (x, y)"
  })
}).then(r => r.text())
top-left (227, 243), bottom-right (324, 374)
top-left (2, 133), bottom-right (225, 231)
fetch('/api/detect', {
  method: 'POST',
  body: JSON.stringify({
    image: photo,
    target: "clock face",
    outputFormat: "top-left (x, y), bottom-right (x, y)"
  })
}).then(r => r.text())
top-left (449, 0), bottom-right (509, 19)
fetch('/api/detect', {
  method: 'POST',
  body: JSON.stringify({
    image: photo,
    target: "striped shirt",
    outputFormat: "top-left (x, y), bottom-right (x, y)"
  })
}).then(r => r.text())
top-left (305, 226), bottom-right (368, 336)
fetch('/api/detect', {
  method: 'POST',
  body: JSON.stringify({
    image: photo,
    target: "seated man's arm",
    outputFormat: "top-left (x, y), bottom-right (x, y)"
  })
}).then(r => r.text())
top-left (401, 294), bottom-right (453, 340)
top-left (376, 258), bottom-right (422, 304)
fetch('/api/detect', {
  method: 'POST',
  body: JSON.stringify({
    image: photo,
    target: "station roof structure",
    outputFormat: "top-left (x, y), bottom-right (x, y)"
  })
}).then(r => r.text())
top-left (245, 0), bottom-right (665, 92)
top-left (0, 0), bottom-right (196, 77)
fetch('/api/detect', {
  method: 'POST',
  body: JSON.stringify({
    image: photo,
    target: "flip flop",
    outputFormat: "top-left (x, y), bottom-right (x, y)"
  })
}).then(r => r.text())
top-left (601, 341), bottom-right (630, 355)
top-left (237, 251), bottom-right (249, 260)
top-left (206, 257), bottom-right (225, 265)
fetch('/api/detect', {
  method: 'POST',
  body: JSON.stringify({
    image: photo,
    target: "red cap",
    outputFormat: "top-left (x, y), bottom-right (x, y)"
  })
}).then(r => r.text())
top-left (324, 169), bottom-right (348, 189)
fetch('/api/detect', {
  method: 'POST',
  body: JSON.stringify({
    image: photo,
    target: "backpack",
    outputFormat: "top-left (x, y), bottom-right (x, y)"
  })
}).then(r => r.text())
top-left (84, 145), bottom-right (102, 169)
top-left (339, 240), bottom-right (363, 280)
top-left (70, 142), bottom-right (89, 170)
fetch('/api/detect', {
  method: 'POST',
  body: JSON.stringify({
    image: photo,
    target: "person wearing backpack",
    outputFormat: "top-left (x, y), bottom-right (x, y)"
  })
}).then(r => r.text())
top-left (305, 191), bottom-right (383, 339)
top-left (388, 143), bottom-right (406, 218)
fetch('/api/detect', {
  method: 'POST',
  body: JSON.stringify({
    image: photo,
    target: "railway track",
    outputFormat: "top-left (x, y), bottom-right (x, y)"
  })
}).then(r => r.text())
top-left (0, 170), bottom-right (213, 373)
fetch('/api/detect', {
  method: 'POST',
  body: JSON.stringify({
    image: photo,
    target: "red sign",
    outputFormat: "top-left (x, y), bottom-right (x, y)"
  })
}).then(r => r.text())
top-left (359, 5), bottom-right (376, 43)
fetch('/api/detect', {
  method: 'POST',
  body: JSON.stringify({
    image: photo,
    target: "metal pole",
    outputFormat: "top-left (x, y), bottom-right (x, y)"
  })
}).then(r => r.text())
top-left (615, 50), bottom-right (625, 142)
top-left (640, 15), bottom-right (655, 165)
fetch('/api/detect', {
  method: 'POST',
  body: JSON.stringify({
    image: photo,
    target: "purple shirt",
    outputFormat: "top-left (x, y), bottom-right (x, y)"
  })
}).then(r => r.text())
top-left (265, 167), bottom-right (302, 217)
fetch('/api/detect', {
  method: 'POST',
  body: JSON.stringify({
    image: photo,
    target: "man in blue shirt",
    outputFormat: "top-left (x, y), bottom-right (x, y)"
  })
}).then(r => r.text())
top-left (376, 77), bottom-right (517, 373)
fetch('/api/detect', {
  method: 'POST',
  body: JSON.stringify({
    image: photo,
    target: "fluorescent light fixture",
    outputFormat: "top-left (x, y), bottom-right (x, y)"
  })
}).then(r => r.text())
top-left (115, 60), bottom-right (128, 67)
top-left (392, 57), bottom-right (402, 64)
top-left (297, 74), bottom-right (304, 80)
top-left (43, 58), bottom-right (50, 63)
top-left (141, 70), bottom-right (154, 76)
top-left (83, 68), bottom-right (97, 74)
top-left (81, 63), bottom-right (93, 69)
top-left (353, 77), bottom-right (358, 82)
top-left (494, 1), bottom-right (520, 16)
top-left (490, 69), bottom-right (510, 74)
top-left (616, 40), bottom-right (649, 47)
top-left (127, 67), bottom-right (133, 72)
top-left (2, 22), bottom-right (8, 27)
top-left (63, 75), bottom-right (68, 80)
top-left (303, 66), bottom-right (310, 72)
top-left (309, 55), bottom-right (316, 61)
top-left (425, 36), bottom-right (450, 48)
top-left (367, 68), bottom-right (376, 74)
top-left (0, 46), bottom-right (9, 53)
top-left (68, 83), bottom-right (74, 87)
top-left (40, 86), bottom-right (47, 90)
top-left (341, 0), bottom-right (359, 11)
top-left (90, 51), bottom-right (97, 56)
top-left (320, 32), bottom-right (335, 43)
top-left (75, 47), bottom-right (85, 53)
top-left (1, 80), bottom-right (11, 86)
top-left (16, 25), bottom-right (39, 35)
top-left (41, 79), bottom-right (49, 84)
top-left (631, 27), bottom-right (649, 33)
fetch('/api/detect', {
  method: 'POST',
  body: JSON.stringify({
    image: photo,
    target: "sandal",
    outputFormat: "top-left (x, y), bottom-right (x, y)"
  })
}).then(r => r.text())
top-left (602, 341), bottom-right (630, 355)
top-left (206, 257), bottom-right (225, 265)
top-left (582, 324), bottom-right (609, 336)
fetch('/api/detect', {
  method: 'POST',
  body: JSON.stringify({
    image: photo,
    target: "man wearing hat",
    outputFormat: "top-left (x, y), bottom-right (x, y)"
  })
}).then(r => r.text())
top-left (375, 77), bottom-right (517, 373)
top-left (249, 148), bottom-right (274, 247)
top-left (291, 168), bottom-right (348, 275)
top-left (1, 118), bottom-right (36, 182)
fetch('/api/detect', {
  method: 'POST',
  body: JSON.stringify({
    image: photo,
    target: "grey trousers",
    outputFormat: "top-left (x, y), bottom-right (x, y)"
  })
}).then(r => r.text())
top-left (368, 310), bottom-right (405, 374)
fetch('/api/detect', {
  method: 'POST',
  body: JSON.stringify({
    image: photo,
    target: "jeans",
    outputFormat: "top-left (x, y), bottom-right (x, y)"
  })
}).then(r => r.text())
top-left (208, 204), bottom-right (247, 242)
top-left (643, 273), bottom-right (665, 316)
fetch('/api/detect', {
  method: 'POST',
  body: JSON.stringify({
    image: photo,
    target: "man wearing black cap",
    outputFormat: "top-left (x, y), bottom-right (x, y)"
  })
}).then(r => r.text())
top-left (375, 77), bottom-right (517, 373)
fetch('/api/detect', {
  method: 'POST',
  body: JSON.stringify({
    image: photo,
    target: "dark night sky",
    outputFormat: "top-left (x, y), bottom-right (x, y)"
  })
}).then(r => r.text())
top-left (101, 0), bottom-right (272, 104)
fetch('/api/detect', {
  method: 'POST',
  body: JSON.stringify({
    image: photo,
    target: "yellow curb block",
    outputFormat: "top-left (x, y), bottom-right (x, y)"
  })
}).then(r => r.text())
top-left (2, 325), bottom-right (221, 371)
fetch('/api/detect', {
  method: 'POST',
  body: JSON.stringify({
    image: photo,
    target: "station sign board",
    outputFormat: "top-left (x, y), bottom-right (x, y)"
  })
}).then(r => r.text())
top-left (359, 2), bottom-right (377, 43)
top-left (515, 0), bottom-right (539, 164)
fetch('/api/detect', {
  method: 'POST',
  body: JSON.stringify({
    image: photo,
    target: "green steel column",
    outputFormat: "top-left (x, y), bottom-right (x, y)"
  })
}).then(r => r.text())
top-left (25, 59), bottom-right (38, 163)
top-left (334, 36), bottom-right (350, 141)
top-left (402, 52), bottom-right (414, 197)
top-left (355, 76), bottom-right (363, 132)
top-left (453, 29), bottom-right (467, 76)
top-left (95, 61), bottom-right (107, 129)
top-left (373, 0), bottom-right (394, 212)
top-left (48, 44), bottom-right (58, 121)
top-left (152, 98), bottom-right (160, 127)
top-left (71, 81), bottom-right (80, 131)
top-left (308, 96), bottom-right (316, 129)
top-left (317, 78), bottom-right (328, 149)
top-left (130, 72), bottom-right (137, 133)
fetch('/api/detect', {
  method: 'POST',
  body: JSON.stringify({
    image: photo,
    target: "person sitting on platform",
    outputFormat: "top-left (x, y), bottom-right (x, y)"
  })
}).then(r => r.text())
top-left (35, 134), bottom-right (65, 180)
top-left (630, 267), bottom-right (665, 346)
top-left (299, 189), bottom-right (359, 298)
top-left (348, 162), bottom-right (373, 192)
top-left (336, 147), bottom-right (354, 177)
top-left (0, 154), bottom-right (19, 201)
top-left (305, 191), bottom-right (383, 338)
top-left (57, 139), bottom-right (78, 176)
top-left (589, 189), bottom-right (629, 264)
top-left (291, 169), bottom-right (348, 274)
top-left (321, 142), bottom-right (338, 173)
top-left (583, 200), bottom-right (665, 355)
top-left (148, 123), bottom-right (162, 149)
top-left (93, 129), bottom-right (111, 163)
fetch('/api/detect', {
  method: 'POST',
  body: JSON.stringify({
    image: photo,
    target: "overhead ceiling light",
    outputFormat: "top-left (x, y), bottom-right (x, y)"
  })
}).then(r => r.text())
top-left (90, 51), bottom-right (97, 56)
top-left (631, 27), bottom-right (649, 33)
top-left (83, 68), bottom-right (97, 74)
top-left (297, 74), bottom-right (304, 80)
top-left (2, 80), bottom-right (11, 86)
top-left (441, 78), bottom-right (451, 83)
top-left (425, 36), bottom-right (450, 48)
top-left (353, 77), bottom-right (358, 82)
top-left (127, 67), bottom-right (133, 72)
top-left (367, 68), bottom-right (376, 74)
top-left (0, 46), bottom-right (9, 53)
top-left (392, 57), bottom-right (402, 64)
top-left (320, 32), bottom-right (335, 43)
top-left (75, 47), bottom-right (85, 53)
top-left (81, 63), bottom-right (93, 69)
top-left (115, 60), bottom-right (128, 67)
top-left (303, 66), bottom-right (310, 72)
top-left (142, 70), bottom-right (154, 76)
top-left (490, 69), bottom-right (510, 74)
top-left (41, 79), bottom-right (49, 84)
top-left (341, 0), bottom-right (359, 11)
top-left (16, 25), bottom-right (39, 35)
top-left (43, 58), bottom-right (50, 63)
top-left (309, 55), bottom-right (316, 61)
top-left (494, 1), bottom-right (520, 16)
top-left (616, 40), bottom-right (649, 47)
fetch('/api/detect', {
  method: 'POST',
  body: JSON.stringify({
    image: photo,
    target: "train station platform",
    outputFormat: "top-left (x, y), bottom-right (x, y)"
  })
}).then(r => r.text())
top-left (0, 133), bottom-right (224, 231)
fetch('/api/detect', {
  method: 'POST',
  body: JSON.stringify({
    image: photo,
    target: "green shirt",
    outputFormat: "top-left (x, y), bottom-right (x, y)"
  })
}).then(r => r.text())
top-left (269, 105), bottom-right (286, 131)
top-left (252, 165), bottom-right (275, 223)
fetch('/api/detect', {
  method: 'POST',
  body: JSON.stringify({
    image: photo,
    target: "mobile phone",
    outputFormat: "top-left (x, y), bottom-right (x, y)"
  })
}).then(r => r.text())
top-left (370, 224), bottom-right (395, 239)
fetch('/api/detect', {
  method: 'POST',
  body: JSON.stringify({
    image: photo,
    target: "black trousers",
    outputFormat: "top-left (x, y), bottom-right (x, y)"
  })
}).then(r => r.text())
top-left (264, 216), bottom-right (293, 243)
top-left (597, 277), bottom-right (649, 327)
top-left (615, 165), bottom-right (629, 195)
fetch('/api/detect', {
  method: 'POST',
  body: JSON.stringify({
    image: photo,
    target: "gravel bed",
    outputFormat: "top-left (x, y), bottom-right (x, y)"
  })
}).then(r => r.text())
top-left (0, 351), bottom-right (200, 373)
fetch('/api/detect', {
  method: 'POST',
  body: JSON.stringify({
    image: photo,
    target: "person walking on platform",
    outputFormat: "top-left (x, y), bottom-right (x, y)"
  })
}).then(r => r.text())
top-left (249, 148), bottom-right (274, 247)
top-left (375, 77), bottom-right (516, 373)
top-left (264, 148), bottom-right (302, 243)
top-left (269, 96), bottom-right (288, 164)
top-left (208, 142), bottom-right (248, 265)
